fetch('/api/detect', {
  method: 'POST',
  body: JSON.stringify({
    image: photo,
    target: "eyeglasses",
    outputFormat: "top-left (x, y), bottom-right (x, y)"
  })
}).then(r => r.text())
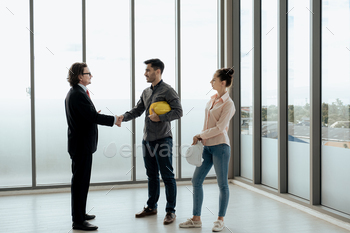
top-left (83, 72), bottom-right (92, 76)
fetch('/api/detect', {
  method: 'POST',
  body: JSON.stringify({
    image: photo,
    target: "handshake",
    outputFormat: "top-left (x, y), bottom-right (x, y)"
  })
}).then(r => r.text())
top-left (113, 108), bottom-right (161, 127)
top-left (112, 101), bottom-right (170, 127)
top-left (115, 115), bottom-right (124, 127)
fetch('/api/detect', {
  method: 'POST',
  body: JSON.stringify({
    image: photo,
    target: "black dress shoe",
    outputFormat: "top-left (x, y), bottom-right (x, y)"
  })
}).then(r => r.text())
top-left (85, 214), bottom-right (96, 220)
top-left (72, 221), bottom-right (98, 231)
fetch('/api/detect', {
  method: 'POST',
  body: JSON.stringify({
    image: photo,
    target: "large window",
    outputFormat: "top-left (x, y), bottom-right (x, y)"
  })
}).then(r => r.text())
top-left (86, 0), bottom-right (132, 183)
top-left (287, 0), bottom-right (311, 200)
top-left (321, 0), bottom-right (350, 215)
top-left (180, 0), bottom-right (217, 178)
top-left (34, 0), bottom-right (82, 185)
top-left (240, 0), bottom-right (253, 180)
top-left (0, 0), bottom-right (220, 190)
top-left (236, 0), bottom-right (350, 216)
top-left (261, 0), bottom-right (278, 189)
top-left (0, 0), bottom-right (32, 187)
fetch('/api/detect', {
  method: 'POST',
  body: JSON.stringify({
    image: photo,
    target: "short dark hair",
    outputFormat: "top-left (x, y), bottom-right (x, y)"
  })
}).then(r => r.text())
top-left (216, 67), bottom-right (234, 87)
top-left (144, 58), bottom-right (165, 74)
top-left (67, 62), bottom-right (87, 86)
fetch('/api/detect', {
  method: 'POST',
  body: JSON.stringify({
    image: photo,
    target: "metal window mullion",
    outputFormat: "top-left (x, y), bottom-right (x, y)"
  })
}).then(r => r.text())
top-left (130, 0), bottom-right (136, 182)
top-left (82, 0), bottom-right (86, 62)
top-left (175, 0), bottom-right (182, 179)
top-left (218, 0), bottom-right (225, 68)
top-left (278, 0), bottom-right (288, 193)
top-left (253, 0), bottom-right (262, 184)
top-left (224, 0), bottom-right (233, 178)
top-left (30, 0), bottom-right (36, 188)
top-left (231, 0), bottom-right (241, 178)
top-left (310, 0), bottom-right (322, 205)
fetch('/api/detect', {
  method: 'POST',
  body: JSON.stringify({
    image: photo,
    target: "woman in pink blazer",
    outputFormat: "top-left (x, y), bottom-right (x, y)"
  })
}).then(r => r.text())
top-left (180, 68), bottom-right (236, 232)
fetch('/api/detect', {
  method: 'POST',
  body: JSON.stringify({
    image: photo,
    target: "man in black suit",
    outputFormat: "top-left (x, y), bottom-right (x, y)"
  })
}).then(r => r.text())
top-left (65, 62), bottom-right (117, 231)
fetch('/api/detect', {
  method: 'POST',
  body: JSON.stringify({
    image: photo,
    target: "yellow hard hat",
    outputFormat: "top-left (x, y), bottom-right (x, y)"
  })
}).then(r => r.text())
top-left (149, 101), bottom-right (171, 115)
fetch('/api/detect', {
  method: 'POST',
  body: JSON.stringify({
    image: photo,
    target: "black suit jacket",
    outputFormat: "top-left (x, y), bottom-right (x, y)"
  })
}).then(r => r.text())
top-left (65, 85), bottom-right (114, 156)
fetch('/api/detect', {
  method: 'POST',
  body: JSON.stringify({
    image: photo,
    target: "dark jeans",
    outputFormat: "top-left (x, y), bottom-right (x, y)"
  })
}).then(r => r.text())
top-left (142, 137), bottom-right (177, 213)
top-left (70, 153), bottom-right (92, 223)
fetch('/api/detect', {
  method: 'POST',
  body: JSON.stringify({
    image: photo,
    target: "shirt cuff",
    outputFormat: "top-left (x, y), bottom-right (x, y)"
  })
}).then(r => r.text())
top-left (158, 114), bottom-right (166, 122)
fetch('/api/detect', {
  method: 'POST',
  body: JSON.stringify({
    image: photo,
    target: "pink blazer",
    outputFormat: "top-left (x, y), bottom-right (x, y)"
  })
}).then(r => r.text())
top-left (200, 92), bottom-right (235, 146)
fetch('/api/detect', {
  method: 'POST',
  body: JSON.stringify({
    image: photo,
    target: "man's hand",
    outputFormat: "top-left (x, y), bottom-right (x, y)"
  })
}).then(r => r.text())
top-left (115, 115), bottom-right (124, 127)
top-left (192, 135), bottom-right (202, 145)
top-left (148, 109), bottom-right (160, 122)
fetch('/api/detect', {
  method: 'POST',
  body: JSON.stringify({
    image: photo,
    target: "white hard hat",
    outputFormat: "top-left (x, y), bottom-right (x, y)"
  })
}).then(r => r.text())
top-left (185, 141), bottom-right (204, 167)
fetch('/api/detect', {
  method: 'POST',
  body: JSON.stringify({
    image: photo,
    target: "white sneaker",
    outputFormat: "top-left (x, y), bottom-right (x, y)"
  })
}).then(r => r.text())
top-left (179, 218), bottom-right (202, 228)
top-left (212, 220), bottom-right (224, 232)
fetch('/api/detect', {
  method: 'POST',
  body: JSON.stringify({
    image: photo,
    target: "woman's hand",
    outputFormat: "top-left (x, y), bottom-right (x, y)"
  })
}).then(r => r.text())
top-left (192, 135), bottom-right (202, 145)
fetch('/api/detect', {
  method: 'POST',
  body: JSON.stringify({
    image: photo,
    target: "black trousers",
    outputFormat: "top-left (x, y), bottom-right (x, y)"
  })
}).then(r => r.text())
top-left (70, 153), bottom-right (92, 223)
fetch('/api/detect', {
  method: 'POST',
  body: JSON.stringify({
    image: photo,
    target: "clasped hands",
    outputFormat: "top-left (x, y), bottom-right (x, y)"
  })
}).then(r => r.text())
top-left (113, 108), bottom-right (160, 127)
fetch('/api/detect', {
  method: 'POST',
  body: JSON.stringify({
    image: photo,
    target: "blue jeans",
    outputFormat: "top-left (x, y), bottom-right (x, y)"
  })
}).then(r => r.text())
top-left (142, 137), bottom-right (176, 213)
top-left (192, 144), bottom-right (231, 217)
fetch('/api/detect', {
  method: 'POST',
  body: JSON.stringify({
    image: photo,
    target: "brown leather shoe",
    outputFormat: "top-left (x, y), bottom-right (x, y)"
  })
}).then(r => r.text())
top-left (135, 206), bottom-right (157, 218)
top-left (163, 212), bottom-right (176, 225)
